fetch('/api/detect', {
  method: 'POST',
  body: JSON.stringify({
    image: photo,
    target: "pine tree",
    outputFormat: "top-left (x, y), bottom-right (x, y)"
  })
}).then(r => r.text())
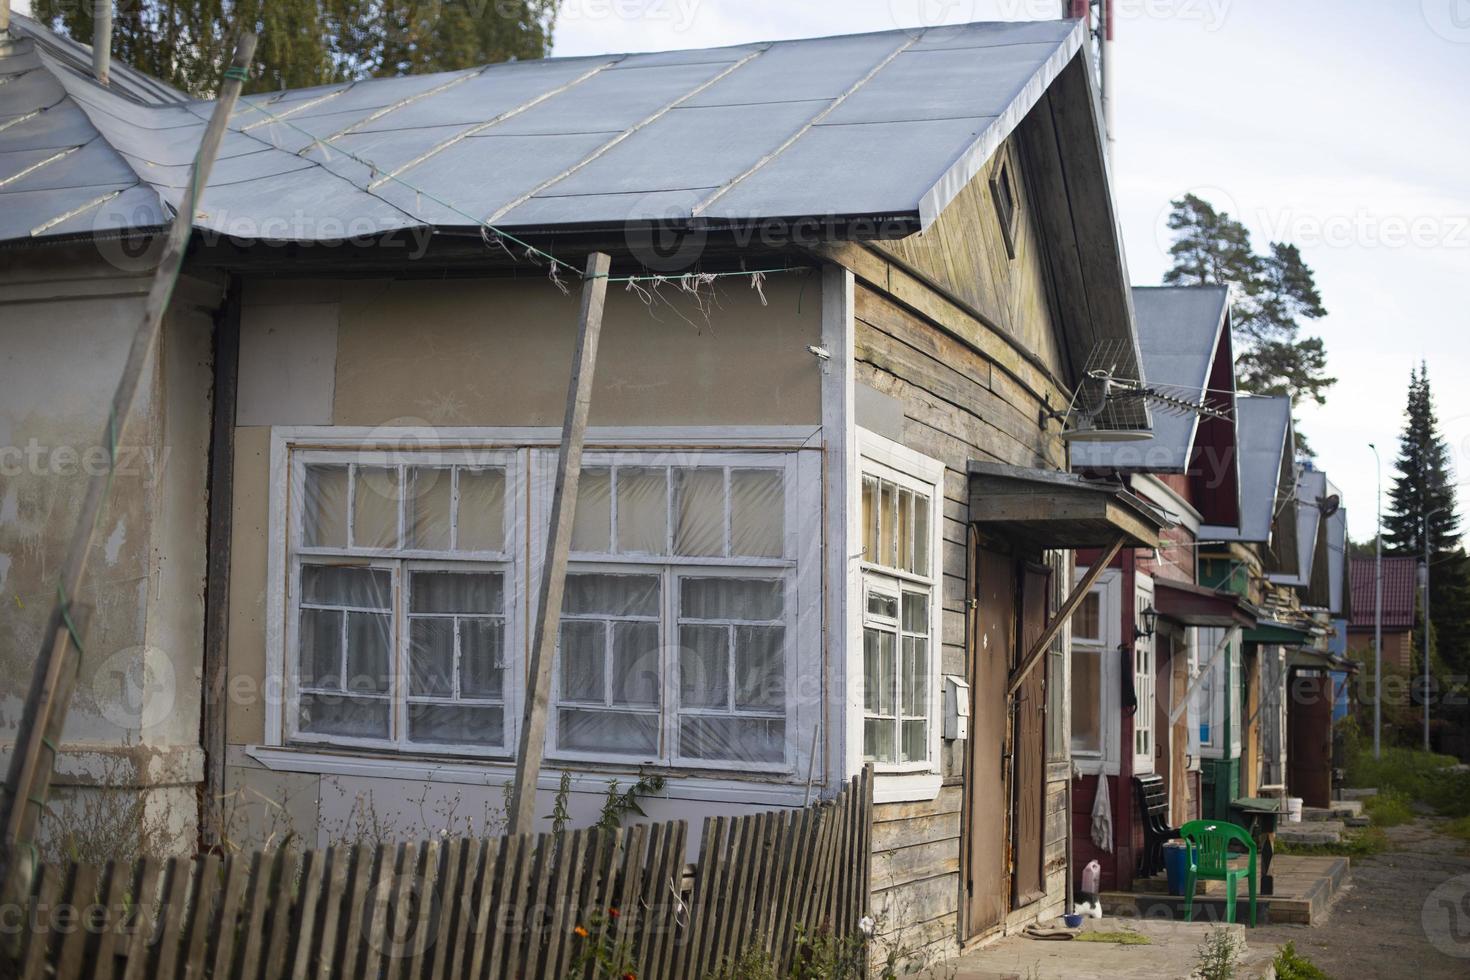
top-left (31, 0), bottom-right (558, 98)
top-left (1162, 195), bottom-right (1336, 451)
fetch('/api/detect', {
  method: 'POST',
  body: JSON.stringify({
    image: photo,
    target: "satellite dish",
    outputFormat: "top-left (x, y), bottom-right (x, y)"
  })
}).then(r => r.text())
top-left (1317, 494), bottom-right (1341, 518)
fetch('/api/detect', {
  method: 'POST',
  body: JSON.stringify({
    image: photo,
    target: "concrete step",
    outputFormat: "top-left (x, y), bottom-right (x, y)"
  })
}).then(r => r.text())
top-left (1277, 820), bottom-right (1344, 845)
top-left (1100, 856), bottom-right (1350, 927)
top-left (1338, 787), bottom-right (1378, 801)
top-left (1303, 801), bottom-right (1363, 821)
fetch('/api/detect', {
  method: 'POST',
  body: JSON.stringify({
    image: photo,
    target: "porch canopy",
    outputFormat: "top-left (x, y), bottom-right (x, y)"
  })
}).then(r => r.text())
top-left (967, 462), bottom-right (1165, 550)
top-left (1154, 579), bottom-right (1259, 629)
top-left (1243, 619), bottom-right (1317, 646)
top-left (1286, 647), bottom-right (1360, 673)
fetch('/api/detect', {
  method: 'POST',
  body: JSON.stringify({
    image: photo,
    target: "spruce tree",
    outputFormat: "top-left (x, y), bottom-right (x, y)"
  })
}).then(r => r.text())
top-left (1384, 363), bottom-right (1460, 554)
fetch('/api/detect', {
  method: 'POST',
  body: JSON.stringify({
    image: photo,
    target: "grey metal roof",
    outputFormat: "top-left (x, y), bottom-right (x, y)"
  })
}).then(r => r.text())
top-left (0, 15), bottom-right (1084, 245)
top-left (1325, 478), bottom-right (1347, 616)
top-left (1269, 468), bottom-right (1325, 588)
top-left (1200, 394), bottom-right (1292, 544)
top-left (1070, 285), bottom-right (1229, 473)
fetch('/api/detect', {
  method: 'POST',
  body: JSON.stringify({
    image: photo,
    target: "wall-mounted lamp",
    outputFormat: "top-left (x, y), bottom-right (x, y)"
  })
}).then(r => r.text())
top-left (1134, 605), bottom-right (1159, 641)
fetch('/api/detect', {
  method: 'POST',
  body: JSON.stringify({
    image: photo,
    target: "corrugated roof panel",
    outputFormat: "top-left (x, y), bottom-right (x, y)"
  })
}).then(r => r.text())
top-left (489, 61), bottom-right (738, 137)
top-left (823, 43), bottom-right (1058, 125)
top-left (682, 32), bottom-right (907, 107)
top-left (351, 58), bottom-right (613, 132)
top-left (0, 139), bottom-right (134, 193)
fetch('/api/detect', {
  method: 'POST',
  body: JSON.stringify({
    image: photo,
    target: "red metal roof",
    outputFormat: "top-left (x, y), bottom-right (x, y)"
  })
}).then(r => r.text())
top-left (1349, 556), bottom-right (1416, 629)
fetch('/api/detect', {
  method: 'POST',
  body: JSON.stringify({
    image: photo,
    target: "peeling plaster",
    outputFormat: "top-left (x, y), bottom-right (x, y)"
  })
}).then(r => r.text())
top-left (104, 518), bottom-right (127, 566)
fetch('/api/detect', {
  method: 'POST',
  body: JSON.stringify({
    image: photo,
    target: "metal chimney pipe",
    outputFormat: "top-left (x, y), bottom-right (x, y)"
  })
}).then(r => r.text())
top-left (1, 0), bottom-right (11, 40)
top-left (92, 1), bottom-right (112, 85)
top-left (1099, 0), bottom-right (1115, 167)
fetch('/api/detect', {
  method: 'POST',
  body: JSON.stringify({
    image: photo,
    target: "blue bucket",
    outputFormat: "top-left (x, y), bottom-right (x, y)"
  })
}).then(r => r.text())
top-left (1163, 841), bottom-right (1194, 896)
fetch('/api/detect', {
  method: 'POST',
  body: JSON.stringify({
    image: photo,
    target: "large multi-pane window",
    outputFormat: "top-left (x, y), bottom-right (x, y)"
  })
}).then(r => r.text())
top-left (859, 465), bottom-right (936, 771)
top-left (290, 454), bottom-right (516, 752)
top-left (1069, 587), bottom-right (1105, 757)
top-left (1133, 583), bottom-right (1155, 772)
top-left (551, 456), bottom-right (793, 768)
top-left (284, 445), bottom-right (807, 769)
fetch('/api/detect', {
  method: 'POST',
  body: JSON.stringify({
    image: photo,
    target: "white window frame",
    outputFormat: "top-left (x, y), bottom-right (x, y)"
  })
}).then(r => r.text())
top-left (1192, 626), bottom-right (1243, 760)
top-left (1070, 567), bottom-right (1121, 776)
top-left (531, 447), bottom-right (820, 778)
top-left (282, 447), bottom-right (526, 757)
top-left (852, 430), bottom-right (943, 799)
top-left (263, 426), bottom-right (822, 787)
top-left (1133, 574), bottom-right (1156, 775)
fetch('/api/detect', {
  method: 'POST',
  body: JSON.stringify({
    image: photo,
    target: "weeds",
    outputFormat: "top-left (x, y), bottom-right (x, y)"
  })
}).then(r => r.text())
top-left (1273, 942), bottom-right (1331, 980)
top-left (1193, 926), bottom-right (1244, 980)
top-left (1275, 826), bottom-right (1388, 858)
top-left (595, 773), bottom-right (666, 834)
top-left (1363, 790), bottom-right (1413, 828)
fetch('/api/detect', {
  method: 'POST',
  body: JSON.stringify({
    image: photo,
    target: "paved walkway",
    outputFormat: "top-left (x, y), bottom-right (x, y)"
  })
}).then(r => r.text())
top-left (1248, 817), bottom-right (1470, 978)
top-left (940, 920), bottom-right (1275, 979)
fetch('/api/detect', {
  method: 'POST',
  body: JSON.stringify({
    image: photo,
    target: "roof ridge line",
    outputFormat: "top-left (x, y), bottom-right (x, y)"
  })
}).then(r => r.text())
top-left (484, 44), bottom-right (772, 224)
top-left (690, 30), bottom-right (922, 219)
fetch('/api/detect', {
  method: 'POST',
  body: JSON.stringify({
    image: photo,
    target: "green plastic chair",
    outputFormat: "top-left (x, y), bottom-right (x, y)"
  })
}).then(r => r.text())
top-left (1178, 819), bottom-right (1258, 927)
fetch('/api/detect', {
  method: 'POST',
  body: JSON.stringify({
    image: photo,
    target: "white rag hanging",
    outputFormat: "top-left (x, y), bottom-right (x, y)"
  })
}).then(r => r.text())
top-left (1091, 775), bottom-right (1114, 853)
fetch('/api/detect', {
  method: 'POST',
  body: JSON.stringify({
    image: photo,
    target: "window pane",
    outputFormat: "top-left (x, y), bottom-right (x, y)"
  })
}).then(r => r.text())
top-left (902, 593), bottom-right (928, 634)
top-left (407, 704), bottom-right (503, 746)
top-left (864, 718), bottom-right (895, 765)
top-left (863, 629), bottom-right (883, 714)
top-left (731, 469), bottom-right (784, 558)
top-left (878, 480), bottom-right (895, 568)
top-left (560, 620), bottom-right (604, 703)
top-left (1071, 648), bottom-right (1103, 754)
top-left (679, 625), bottom-right (728, 709)
top-left (679, 716), bottom-right (784, 763)
top-left (410, 571), bottom-right (502, 614)
top-left (303, 465), bottom-right (348, 547)
top-left (901, 635), bottom-right (927, 717)
top-left (612, 621), bottom-right (660, 707)
top-left (571, 467), bottom-right (611, 553)
top-left (911, 494), bottom-right (930, 576)
top-left (874, 630), bottom-right (896, 715)
top-left (352, 466), bottom-right (399, 549)
top-left (862, 476), bottom-right (877, 563)
top-left (680, 577), bottom-right (783, 622)
top-left (1075, 591), bottom-right (1101, 640)
top-left (673, 467), bottom-right (724, 557)
top-left (406, 467), bottom-right (451, 551)
top-left (345, 612), bottom-right (391, 693)
top-left (558, 708), bottom-right (658, 754)
top-left (301, 564), bottom-right (391, 609)
top-left (299, 608), bottom-right (342, 690)
top-left (563, 573), bottom-right (659, 617)
top-left (461, 619), bottom-right (505, 700)
top-left (409, 618), bottom-right (454, 697)
top-left (734, 625), bottom-right (784, 711)
top-left (299, 693), bottom-right (389, 739)
top-left (897, 489), bottom-right (913, 571)
top-left (867, 591), bottom-right (898, 620)
top-left (616, 467), bottom-right (667, 554)
top-left (901, 719), bottom-right (927, 763)
top-left (457, 468), bottom-right (505, 552)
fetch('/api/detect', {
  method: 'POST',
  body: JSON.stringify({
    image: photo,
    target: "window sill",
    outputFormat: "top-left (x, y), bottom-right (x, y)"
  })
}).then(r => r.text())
top-left (245, 745), bottom-right (817, 807)
top-left (1070, 757), bottom-right (1119, 778)
top-left (871, 770), bottom-right (943, 804)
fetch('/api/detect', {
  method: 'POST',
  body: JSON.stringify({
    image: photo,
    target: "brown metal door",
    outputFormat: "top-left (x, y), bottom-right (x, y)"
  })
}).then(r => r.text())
top-left (967, 546), bottom-right (1013, 937)
top-left (1011, 565), bottom-right (1050, 908)
top-left (1288, 669), bottom-right (1333, 808)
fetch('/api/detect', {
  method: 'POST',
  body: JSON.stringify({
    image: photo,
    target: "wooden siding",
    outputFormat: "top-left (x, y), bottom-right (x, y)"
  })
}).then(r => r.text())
top-left (853, 267), bottom-right (1072, 950)
top-left (875, 135), bottom-right (1066, 383)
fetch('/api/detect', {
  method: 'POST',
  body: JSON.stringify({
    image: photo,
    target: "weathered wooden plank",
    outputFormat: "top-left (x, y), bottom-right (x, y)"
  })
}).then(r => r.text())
top-left (336, 844), bottom-right (376, 980)
top-left (287, 848), bottom-right (326, 980)
top-left (261, 850), bottom-right (300, 980)
top-left (119, 858), bottom-right (162, 980)
top-left (873, 787), bottom-right (964, 825)
top-left (312, 846), bottom-right (352, 980)
top-left (52, 862), bottom-right (100, 980)
top-left (149, 857), bottom-right (192, 980)
top-left (872, 838), bottom-right (961, 889)
top-left (20, 863), bottom-right (61, 978)
top-left (872, 811), bottom-right (961, 852)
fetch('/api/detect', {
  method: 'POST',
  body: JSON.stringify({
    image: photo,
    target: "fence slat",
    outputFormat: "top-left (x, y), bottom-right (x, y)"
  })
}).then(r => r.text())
top-left (287, 848), bottom-right (326, 980)
top-left (448, 839), bottom-right (489, 980)
top-left (652, 821), bottom-right (687, 980)
top-left (207, 853), bottom-right (250, 980)
top-left (261, 850), bottom-right (300, 980)
top-left (311, 847), bottom-right (352, 980)
top-left (119, 857), bottom-right (161, 980)
top-left (150, 856), bottom-right (192, 980)
top-left (476, 832), bottom-right (523, 980)
top-left (19, 863), bottom-right (60, 979)
top-left (178, 854), bottom-right (220, 980)
top-left (336, 844), bottom-right (376, 980)
top-left (50, 861), bottom-right (99, 979)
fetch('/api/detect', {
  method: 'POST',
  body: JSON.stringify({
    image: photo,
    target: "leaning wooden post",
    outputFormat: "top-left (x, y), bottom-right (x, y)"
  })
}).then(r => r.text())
top-left (0, 33), bottom-right (257, 921)
top-left (508, 252), bottom-right (613, 835)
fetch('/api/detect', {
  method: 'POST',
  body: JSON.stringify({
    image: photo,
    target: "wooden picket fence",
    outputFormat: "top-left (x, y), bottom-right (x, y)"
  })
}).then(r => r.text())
top-left (8, 768), bottom-right (871, 979)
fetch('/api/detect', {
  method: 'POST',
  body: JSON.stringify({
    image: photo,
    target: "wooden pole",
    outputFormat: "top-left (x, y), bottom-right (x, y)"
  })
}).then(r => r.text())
top-left (507, 252), bottom-right (612, 836)
top-left (0, 32), bottom-right (257, 914)
top-left (1006, 535), bottom-right (1124, 698)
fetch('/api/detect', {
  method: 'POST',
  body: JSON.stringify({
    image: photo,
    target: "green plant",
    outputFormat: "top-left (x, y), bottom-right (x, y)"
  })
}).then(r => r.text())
top-left (1273, 942), bottom-right (1331, 980)
top-left (549, 771), bottom-right (574, 836)
top-left (595, 773), bottom-right (667, 834)
top-left (1363, 790), bottom-right (1413, 828)
top-left (1276, 826), bottom-right (1389, 858)
top-left (1074, 930), bottom-right (1151, 945)
top-left (1194, 926), bottom-right (1243, 980)
top-left (565, 906), bottom-right (636, 980)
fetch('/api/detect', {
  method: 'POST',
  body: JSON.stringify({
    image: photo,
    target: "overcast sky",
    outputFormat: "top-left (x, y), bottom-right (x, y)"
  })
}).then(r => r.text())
top-left (16, 0), bottom-right (1466, 542)
top-left (553, 0), bottom-right (1470, 545)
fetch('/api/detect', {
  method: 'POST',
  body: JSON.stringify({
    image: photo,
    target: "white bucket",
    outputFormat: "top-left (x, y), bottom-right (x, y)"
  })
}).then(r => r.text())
top-left (1286, 797), bottom-right (1303, 823)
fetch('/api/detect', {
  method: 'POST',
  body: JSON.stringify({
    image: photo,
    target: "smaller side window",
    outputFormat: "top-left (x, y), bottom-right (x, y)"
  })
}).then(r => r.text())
top-left (990, 156), bottom-right (1019, 260)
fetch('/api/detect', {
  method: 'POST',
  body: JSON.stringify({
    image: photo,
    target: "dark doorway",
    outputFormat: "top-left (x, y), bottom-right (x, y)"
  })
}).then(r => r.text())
top-left (1288, 668), bottom-right (1333, 808)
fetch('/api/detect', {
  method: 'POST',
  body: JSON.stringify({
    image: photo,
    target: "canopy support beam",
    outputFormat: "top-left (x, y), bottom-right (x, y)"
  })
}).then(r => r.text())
top-left (1007, 534), bottom-right (1124, 699)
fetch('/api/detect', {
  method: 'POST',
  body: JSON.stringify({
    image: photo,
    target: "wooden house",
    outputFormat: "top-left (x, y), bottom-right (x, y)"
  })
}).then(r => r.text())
top-left (1068, 285), bottom-right (1254, 892)
top-left (0, 14), bottom-right (1165, 958)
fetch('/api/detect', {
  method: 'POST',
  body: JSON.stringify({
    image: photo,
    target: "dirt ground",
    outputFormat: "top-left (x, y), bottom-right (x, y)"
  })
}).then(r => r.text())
top-left (1249, 817), bottom-right (1470, 978)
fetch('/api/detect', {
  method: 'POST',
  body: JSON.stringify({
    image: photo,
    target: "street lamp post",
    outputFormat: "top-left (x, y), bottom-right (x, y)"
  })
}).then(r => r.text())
top-left (1370, 442), bottom-right (1383, 759)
